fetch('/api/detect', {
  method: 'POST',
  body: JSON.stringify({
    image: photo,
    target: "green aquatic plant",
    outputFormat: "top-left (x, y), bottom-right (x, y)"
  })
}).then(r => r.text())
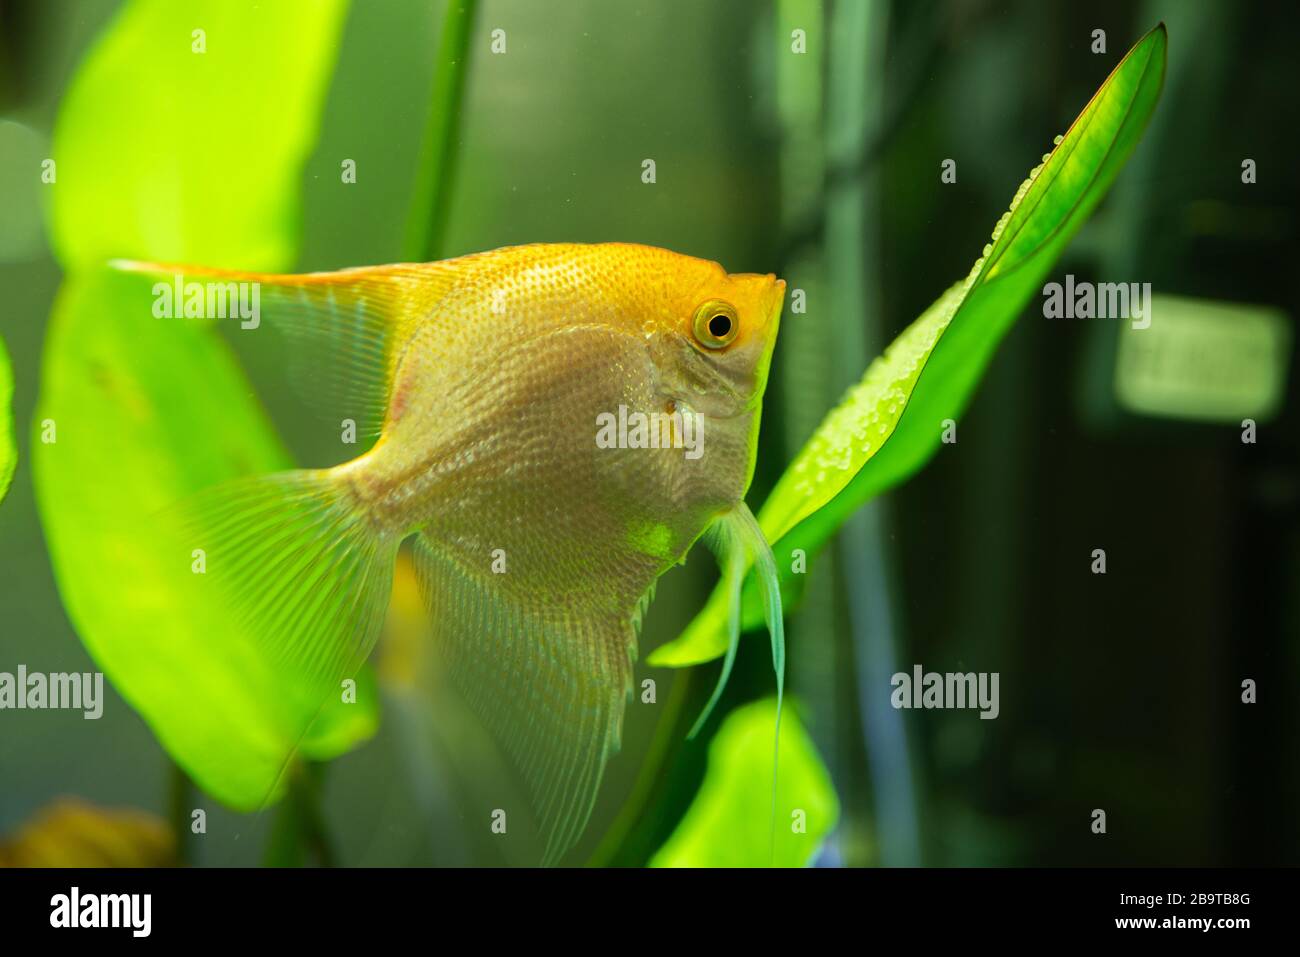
top-left (652, 699), bottom-right (839, 868)
top-left (405, 0), bottom-right (479, 261)
top-left (0, 336), bottom-right (13, 504)
top-left (47, 1), bottom-right (349, 272)
top-left (35, 0), bottom-right (363, 809)
top-left (652, 24), bottom-right (1168, 666)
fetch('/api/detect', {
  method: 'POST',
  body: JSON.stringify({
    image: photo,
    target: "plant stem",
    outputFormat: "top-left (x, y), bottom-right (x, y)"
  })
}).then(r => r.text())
top-left (586, 668), bottom-right (693, 866)
top-left (168, 761), bottom-right (193, 866)
top-left (263, 762), bottom-right (336, 868)
top-left (825, 0), bottom-right (922, 866)
top-left (403, 0), bottom-right (479, 262)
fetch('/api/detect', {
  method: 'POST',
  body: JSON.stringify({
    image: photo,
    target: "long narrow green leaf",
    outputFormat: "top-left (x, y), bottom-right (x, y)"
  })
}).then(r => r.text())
top-left (404, 0), bottom-right (479, 261)
top-left (652, 24), bottom-right (1168, 666)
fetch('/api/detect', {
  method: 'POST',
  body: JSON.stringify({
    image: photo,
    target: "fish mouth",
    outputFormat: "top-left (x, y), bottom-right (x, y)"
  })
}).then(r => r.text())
top-left (767, 276), bottom-right (787, 324)
top-left (746, 274), bottom-right (785, 410)
top-left (758, 275), bottom-right (786, 334)
top-left (742, 273), bottom-right (786, 332)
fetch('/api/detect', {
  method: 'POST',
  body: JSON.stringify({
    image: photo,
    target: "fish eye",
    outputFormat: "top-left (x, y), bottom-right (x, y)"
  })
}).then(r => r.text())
top-left (692, 300), bottom-right (739, 349)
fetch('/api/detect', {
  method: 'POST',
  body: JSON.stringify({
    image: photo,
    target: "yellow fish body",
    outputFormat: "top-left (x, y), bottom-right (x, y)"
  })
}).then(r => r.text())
top-left (118, 242), bottom-right (785, 863)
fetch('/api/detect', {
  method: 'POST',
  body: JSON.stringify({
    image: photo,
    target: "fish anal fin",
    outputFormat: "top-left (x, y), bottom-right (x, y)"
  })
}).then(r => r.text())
top-left (411, 533), bottom-right (635, 865)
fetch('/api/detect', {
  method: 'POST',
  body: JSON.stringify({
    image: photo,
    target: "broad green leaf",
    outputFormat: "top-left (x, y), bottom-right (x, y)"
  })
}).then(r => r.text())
top-left (652, 24), bottom-right (1167, 666)
top-left (48, 0), bottom-right (348, 271)
top-left (36, 272), bottom-right (376, 809)
top-left (0, 336), bottom-right (13, 504)
top-left (651, 699), bottom-right (838, 867)
top-left (34, 0), bottom-right (364, 810)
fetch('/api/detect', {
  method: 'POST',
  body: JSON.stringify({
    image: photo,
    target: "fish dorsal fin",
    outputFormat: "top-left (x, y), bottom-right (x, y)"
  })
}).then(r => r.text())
top-left (411, 533), bottom-right (635, 865)
top-left (111, 258), bottom-right (470, 440)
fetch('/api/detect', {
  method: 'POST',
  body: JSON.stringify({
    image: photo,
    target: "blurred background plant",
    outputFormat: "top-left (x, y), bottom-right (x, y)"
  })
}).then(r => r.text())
top-left (0, 0), bottom-right (1296, 867)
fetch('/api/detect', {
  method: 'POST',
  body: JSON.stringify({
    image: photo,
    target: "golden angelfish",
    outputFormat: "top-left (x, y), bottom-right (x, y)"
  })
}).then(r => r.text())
top-left (116, 242), bottom-right (787, 864)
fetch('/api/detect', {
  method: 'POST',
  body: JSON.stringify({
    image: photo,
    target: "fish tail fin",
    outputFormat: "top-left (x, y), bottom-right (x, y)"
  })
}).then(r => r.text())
top-left (174, 467), bottom-right (399, 742)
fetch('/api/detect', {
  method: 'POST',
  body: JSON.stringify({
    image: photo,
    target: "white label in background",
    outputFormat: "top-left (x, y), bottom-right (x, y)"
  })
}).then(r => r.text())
top-left (1115, 295), bottom-right (1291, 423)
